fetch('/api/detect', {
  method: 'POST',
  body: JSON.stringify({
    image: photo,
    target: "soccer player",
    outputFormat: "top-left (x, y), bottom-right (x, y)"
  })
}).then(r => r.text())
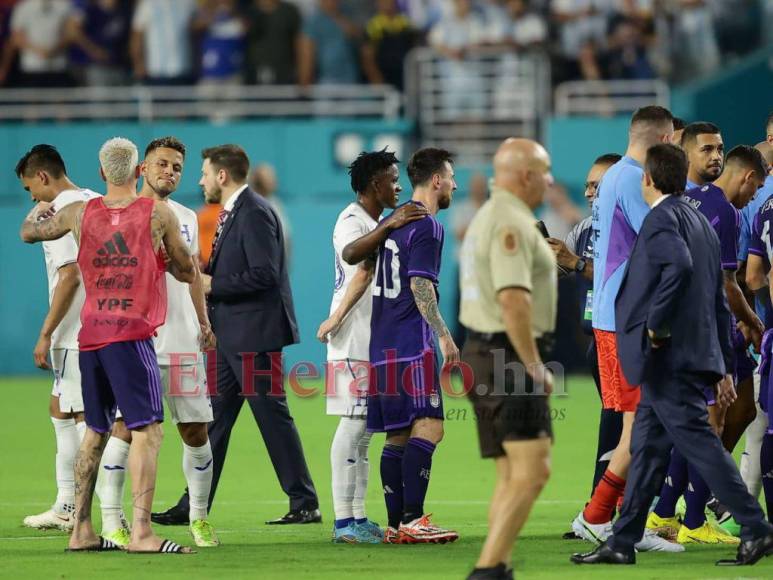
top-left (20, 137), bottom-right (196, 554)
top-left (547, 153), bottom-right (622, 502)
top-left (317, 148), bottom-right (424, 544)
top-left (647, 145), bottom-right (765, 545)
top-left (15, 145), bottom-right (131, 544)
top-left (138, 137), bottom-right (219, 547)
top-left (572, 105), bottom-right (678, 552)
top-left (351, 147), bottom-right (459, 544)
top-left (682, 122), bottom-right (724, 190)
top-left (745, 148), bottom-right (773, 526)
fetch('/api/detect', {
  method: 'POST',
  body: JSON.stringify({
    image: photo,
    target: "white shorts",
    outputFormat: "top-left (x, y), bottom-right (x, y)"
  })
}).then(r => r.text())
top-left (160, 361), bottom-right (213, 425)
top-left (51, 349), bottom-right (84, 413)
top-left (325, 359), bottom-right (369, 417)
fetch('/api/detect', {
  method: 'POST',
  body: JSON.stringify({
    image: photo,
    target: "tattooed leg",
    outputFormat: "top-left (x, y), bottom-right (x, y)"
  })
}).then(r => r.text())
top-left (69, 428), bottom-right (108, 548)
top-left (127, 422), bottom-right (165, 550)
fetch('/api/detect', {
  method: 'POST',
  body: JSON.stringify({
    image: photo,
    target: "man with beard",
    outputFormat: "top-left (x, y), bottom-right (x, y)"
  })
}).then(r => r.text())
top-left (317, 148), bottom-right (427, 543)
top-left (682, 122), bottom-right (724, 190)
top-left (138, 137), bottom-right (218, 547)
top-left (152, 144), bottom-right (321, 526)
top-left (647, 145), bottom-right (766, 545)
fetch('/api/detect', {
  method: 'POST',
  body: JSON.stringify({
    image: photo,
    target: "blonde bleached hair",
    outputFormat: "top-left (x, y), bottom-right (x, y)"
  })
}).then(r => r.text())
top-left (99, 137), bottom-right (139, 185)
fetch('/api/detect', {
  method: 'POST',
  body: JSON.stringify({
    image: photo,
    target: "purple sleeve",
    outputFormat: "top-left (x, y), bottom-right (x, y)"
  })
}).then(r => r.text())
top-left (749, 211), bottom-right (766, 257)
top-left (406, 219), bottom-right (441, 283)
top-left (718, 205), bottom-right (740, 270)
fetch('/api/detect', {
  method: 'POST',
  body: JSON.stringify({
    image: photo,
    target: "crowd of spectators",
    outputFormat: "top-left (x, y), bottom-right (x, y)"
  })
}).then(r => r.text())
top-left (0, 0), bottom-right (768, 91)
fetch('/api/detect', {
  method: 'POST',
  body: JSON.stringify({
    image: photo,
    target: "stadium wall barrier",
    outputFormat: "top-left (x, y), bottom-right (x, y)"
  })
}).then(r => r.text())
top-left (1, 119), bottom-right (479, 375)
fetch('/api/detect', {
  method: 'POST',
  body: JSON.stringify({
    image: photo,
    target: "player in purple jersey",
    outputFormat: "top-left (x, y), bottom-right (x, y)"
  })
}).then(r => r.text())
top-left (363, 148), bottom-right (460, 544)
top-left (681, 122), bottom-right (724, 190)
top-left (648, 145), bottom-right (767, 545)
top-left (746, 174), bottom-right (773, 526)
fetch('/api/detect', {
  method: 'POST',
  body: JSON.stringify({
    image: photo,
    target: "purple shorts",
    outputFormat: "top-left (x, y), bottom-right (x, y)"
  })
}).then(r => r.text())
top-left (761, 373), bottom-right (773, 434)
top-left (367, 353), bottom-right (444, 433)
top-left (733, 344), bottom-right (756, 385)
top-left (79, 338), bottom-right (164, 432)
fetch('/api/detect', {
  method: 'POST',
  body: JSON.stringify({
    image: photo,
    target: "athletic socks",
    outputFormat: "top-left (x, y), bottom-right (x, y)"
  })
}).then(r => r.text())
top-left (331, 417), bottom-right (366, 521)
top-left (335, 517), bottom-right (355, 529)
top-left (592, 409), bottom-right (624, 494)
top-left (352, 426), bottom-right (372, 521)
top-left (380, 443), bottom-right (405, 529)
top-left (741, 401), bottom-right (767, 499)
top-left (654, 450), bottom-right (689, 518)
top-left (683, 464), bottom-right (711, 529)
top-left (401, 437), bottom-right (436, 524)
top-left (761, 433), bottom-right (773, 524)
top-left (51, 417), bottom-right (79, 513)
top-left (183, 440), bottom-right (213, 522)
top-left (583, 469), bottom-right (626, 524)
top-left (96, 436), bottom-right (129, 533)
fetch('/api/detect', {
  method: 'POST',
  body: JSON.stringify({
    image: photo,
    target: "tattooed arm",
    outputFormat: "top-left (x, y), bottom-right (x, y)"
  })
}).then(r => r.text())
top-left (20, 201), bottom-right (84, 243)
top-left (410, 276), bottom-right (459, 366)
top-left (152, 201), bottom-right (195, 284)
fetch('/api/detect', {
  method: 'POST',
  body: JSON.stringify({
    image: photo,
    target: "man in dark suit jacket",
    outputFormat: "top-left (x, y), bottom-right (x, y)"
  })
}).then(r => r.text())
top-left (152, 144), bottom-right (320, 526)
top-left (572, 144), bottom-right (773, 566)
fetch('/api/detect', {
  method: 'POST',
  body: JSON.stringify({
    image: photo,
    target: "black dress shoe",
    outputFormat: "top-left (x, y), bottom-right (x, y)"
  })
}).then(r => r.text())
top-left (466, 563), bottom-right (509, 579)
top-left (716, 532), bottom-right (773, 566)
top-left (571, 542), bottom-right (635, 565)
top-left (150, 505), bottom-right (190, 526)
top-left (265, 508), bottom-right (322, 525)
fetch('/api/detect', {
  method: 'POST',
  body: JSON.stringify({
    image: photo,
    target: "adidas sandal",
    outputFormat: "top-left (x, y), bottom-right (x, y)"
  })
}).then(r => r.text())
top-left (65, 536), bottom-right (123, 552)
top-left (127, 539), bottom-right (196, 554)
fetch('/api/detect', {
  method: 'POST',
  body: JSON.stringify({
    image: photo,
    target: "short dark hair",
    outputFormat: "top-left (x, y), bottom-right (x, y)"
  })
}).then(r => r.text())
top-left (348, 148), bottom-right (399, 194)
top-left (680, 122), bottom-right (721, 149)
top-left (202, 144), bottom-right (249, 182)
top-left (145, 136), bottom-right (186, 159)
top-left (725, 145), bottom-right (767, 178)
top-left (645, 143), bottom-right (688, 196)
top-left (15, 144), bottom-right (67, 179)
top-left (630, 105), bottom-right (673, 129)
top-left (593, 153), bottom-right (622, 166)
top-left (673, 117), bottom-right (687, 131)
top-left (406, 147), bottom-right (454, 188)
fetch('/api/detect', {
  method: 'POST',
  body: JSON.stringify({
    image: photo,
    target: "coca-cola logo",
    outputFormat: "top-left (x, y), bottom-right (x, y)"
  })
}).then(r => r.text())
top-left (96, 273), bottom-right (134, 290)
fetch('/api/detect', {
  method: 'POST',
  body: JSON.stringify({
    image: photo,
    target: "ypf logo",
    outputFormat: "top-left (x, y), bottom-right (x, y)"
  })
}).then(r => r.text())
top-left (93, 232), bottom-right (138, 268)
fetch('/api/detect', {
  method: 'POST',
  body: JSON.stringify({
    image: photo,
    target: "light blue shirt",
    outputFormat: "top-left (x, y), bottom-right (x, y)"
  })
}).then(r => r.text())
top-left (592, 156), bottom-right (649, 331)
top-left (738, 175), bottom-right (773, 262)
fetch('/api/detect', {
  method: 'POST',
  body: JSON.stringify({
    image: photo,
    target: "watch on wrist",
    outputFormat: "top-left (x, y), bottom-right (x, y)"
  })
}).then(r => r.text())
top-left (574, 258), bottom-right (587, 273)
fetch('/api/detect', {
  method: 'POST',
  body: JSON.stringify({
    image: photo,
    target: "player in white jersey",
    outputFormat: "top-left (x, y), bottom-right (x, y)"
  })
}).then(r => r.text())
top-left (317, 149), bottom-right (427, 543)
top-left (15, 145), bottom-right (132, 543)
top-left (136, 137), bottom-right (219, 548)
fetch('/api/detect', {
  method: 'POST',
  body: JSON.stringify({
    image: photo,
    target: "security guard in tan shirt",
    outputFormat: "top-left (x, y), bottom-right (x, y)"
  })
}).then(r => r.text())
top-left (462, 138), bottom-right (557, 580)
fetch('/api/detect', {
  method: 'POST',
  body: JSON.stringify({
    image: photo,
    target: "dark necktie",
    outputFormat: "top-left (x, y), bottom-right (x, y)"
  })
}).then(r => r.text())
top-left (208, 209), bottom-right (230, 270)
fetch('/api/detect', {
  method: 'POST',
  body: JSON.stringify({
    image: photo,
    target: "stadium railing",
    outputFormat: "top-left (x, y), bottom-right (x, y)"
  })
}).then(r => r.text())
top-left (554, 79), bottom-right (671, 117)
top-left (403, 47), bottom-right (551, 166)
top-left (0, 84), bottom-right (403, 122)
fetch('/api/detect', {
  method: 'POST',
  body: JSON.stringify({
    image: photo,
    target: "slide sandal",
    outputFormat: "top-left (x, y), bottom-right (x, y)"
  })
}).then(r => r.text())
top-left (65, 536), bottom-right (123, 552)
top-left (127, 539), bottom-right (196, 554)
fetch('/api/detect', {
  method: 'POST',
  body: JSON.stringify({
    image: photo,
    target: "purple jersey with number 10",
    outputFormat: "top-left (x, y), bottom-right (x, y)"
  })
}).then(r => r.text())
top-left (369, 206), bottom-right (444, 366)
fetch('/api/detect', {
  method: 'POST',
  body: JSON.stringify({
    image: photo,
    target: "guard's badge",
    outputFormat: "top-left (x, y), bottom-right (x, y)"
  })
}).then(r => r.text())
top-left (500, 227), bottom-right (519, 255)
top-left (429, 393), bottom-right (440, 408)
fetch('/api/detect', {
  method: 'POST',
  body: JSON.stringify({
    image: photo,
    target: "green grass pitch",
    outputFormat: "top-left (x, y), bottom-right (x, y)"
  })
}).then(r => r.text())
top-left (0, 375), bottom-right (769, 579)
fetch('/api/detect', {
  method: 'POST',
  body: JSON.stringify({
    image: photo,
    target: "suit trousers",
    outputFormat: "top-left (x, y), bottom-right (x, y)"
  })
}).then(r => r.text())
top-left (174, 346), bottom-right (318, 514)
top-left (608, 356), bottom-right (771, 553)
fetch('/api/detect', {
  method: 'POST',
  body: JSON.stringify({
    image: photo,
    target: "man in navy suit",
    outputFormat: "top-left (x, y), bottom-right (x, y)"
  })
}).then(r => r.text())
top-left (572, 144), bottom-right (773, 566)
top-left (153, 144), bottom-right (320, 526)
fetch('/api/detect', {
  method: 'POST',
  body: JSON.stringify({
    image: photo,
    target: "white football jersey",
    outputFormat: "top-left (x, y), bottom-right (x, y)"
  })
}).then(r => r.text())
top-left (326, 202), bottom-right (379, 361)
top-left (42, 188), bottom-right (101, 349)
top-left (153, 199), bottom-right (201, 365)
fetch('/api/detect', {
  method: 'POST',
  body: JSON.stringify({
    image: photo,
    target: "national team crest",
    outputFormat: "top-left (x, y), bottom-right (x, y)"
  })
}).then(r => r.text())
top-left (429, 392), bottom-right (440, 408)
